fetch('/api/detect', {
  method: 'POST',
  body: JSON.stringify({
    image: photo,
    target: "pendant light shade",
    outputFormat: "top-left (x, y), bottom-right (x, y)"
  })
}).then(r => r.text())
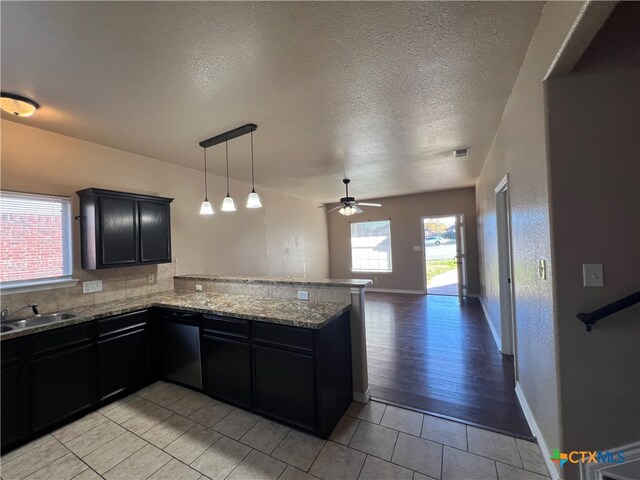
top-left (199, 147), bottom-right (214, 215)
top-left (247, 190), bottom-right (262, 208)
top-left (246, 131), bottom-right (262, 208)
top-left (221, 140), bottom-right (236, 212)
top-left (200, 200), bottom-right (214, 215)
top-left (221, 195), bottom-right (236, 212)
top-left (339, 205), bottom-right (362, 216)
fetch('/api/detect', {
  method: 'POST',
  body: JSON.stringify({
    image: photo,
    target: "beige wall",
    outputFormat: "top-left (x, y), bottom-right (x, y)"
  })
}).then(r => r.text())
top-left (0, 120), bottom-right (329, 310)
top-left (327, 187), bottom-right (479, 294)
top-left (475, 1), bottom-right (591, 468)
top-left (546, 1), bottom-right (640, 474)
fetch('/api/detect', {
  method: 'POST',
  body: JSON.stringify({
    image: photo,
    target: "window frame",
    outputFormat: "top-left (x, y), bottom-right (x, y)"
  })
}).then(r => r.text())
top-left (349, 219), bottom-right (393, 273)
top-left (0, 190), bottom-right (77, 293)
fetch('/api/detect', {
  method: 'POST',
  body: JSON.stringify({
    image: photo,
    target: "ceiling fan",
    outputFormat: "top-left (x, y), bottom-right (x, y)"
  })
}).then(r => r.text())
top-left (323, 178), bottom-right (382, 216)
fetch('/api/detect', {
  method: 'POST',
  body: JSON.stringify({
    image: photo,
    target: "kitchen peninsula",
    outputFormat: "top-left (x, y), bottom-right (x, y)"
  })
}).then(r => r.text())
top-left (0, 275), bottom-right (371, 453)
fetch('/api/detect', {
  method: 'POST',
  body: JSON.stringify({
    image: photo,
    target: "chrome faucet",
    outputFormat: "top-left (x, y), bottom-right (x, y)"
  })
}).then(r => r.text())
top-left (1, 304), bottom-right (39, 323)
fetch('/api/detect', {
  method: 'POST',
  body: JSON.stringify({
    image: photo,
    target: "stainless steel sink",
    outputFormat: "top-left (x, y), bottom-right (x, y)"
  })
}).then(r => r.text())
top-left (3, 312), bottom-right (80, 331)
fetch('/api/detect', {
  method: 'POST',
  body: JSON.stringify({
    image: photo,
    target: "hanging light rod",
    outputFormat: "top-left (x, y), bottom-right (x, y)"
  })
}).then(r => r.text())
top-left (199, 123), bottom-right (257, 149)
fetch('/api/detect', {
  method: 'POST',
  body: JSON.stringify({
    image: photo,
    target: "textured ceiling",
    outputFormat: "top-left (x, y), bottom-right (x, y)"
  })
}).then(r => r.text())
top-left (1, 2), bottom-right (543, 203)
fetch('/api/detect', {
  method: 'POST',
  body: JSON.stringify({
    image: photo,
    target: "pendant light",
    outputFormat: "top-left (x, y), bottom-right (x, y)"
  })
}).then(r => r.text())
top-left (199, 147), bottom-right (214, 215)
top-left (221, 139), bottom-right (236, 212)
top-left (246, 130), bottom-right (262, 208)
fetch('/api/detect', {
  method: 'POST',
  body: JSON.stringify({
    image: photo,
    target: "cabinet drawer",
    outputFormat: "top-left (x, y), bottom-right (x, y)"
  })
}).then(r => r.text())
top-left (203, 315), bottom-right (250, 339)
top-left (30, 323), bottom-right (93, 356)
top-left (253, 323), bottom-right (314, 352)
top-left (98, 310), bottom-right (148, 337)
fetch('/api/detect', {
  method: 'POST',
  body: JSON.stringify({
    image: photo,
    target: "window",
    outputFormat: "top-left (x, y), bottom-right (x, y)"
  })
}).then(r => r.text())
top-left (350, 220), bottom-right (392, 272)
top-left (0, 191), bottom-right (73, 288)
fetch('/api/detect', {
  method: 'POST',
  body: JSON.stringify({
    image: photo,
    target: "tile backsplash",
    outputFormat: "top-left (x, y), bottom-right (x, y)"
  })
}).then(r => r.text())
top-left (0, 259), bottom-right (175, 315)
top-left (174, 277), bottom-right (351, 304)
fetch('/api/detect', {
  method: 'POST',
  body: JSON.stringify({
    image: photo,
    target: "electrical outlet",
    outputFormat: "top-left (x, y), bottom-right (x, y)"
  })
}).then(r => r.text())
top-left (147, 274), bottom-right (154, 284)
top-left (195, 284), bottom-right (203, 292)
top-left (83, 280), bottom-right (102, 293)
top-left (297, 290), bottom-right (309, 300)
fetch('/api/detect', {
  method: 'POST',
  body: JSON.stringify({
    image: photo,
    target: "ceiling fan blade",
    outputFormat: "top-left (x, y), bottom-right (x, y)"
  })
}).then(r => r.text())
top-left (353, 205), bottom-right (363, 214)
top-left (357, 202), bottom-right (382, 207)
top-left (325, 205), bottom-right (343, 213)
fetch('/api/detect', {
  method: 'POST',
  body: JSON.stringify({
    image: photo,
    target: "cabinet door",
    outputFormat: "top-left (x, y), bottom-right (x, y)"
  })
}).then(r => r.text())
top-left (98, 328), bottom-right (149, 402)
top-left (29, 344), bottom-right (96, 432)
top-left (203, 335), bottom-right (252, 408)
top-left (253, 345), bottom-right (316, 429)
top-left (99, 195), bottom-right (138, 265)
top-left (1, 363), bottom-right (28, 449)
top-left (139, 200), bottom-right (171, 263)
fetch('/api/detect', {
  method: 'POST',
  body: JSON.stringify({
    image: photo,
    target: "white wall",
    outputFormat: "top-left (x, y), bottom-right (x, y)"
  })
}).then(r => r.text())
top-left (0, 120), bottom-right (330, 283)
top-left (476, 1), bottom-right (591, 467)
top-left (546, 2), bottom-right (640, 475)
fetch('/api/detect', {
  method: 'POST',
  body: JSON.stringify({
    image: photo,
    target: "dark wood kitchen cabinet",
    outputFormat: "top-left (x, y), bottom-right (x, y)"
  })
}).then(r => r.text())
top-left (1, 337), bottom-right (29, 450)
top-left (202, 315), bottom-right (252, 408)
top-left (77, 188), bottom-right (173, 269)
top-left (28, 324), bottom-right (97, 432)
top-left (252, 314), bottom-right (352, 437)
top-left (97, 310), bottom-right (150, 402)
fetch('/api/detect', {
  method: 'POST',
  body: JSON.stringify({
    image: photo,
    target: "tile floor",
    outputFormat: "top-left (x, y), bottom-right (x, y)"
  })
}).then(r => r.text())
top-left (0, 382), bottom-right (551, 480)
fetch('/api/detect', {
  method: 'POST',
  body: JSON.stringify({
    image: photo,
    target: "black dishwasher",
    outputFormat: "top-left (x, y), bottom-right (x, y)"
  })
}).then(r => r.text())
top-left (158, 310), bottom-right (202, 389)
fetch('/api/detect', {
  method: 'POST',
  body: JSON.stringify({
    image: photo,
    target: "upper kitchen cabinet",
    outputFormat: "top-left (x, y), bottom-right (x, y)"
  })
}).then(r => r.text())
top-left (76, 188), bottom-right (173, 269)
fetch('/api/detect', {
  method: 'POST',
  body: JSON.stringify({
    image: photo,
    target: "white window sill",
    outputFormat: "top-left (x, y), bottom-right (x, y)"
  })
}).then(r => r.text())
top-left (351, 271), bottom-right (393, 274)
top-left (0, 278), bottom-right (80, 295)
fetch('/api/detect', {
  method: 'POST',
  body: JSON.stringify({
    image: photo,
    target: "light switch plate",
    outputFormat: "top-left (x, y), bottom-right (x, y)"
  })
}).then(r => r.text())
top-left (413, 245), bottom-right (421, 251)
top-left (83, 280), bottom-right (102, 293)
top-left (297, 290), bottom-right (309, 300)
top-left (583, 264), bottom-right (604, 287)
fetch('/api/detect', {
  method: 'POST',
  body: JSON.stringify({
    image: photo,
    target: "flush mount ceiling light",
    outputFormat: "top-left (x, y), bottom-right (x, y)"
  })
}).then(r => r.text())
top-left (199, 147), bottom-right (214, 215)
top-left (221, 140), bottom-right (236, 212)
top-left (246, 130), bottom-right (262, 209)
top-left (198, 123), bottom-right (259, 213)
top-left (0, 92), bottom-right (39, 117)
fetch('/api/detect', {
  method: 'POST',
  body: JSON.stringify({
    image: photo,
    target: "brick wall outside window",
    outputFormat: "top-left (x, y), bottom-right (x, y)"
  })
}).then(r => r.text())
top-left (0, 212), bottom-right (64, 282)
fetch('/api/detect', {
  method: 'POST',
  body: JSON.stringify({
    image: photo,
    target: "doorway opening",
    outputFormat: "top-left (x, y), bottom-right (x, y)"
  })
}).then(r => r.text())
top-left (422, 215), bottom-right (466, 299)
top-left (495, 175), bottom-right (517, 362)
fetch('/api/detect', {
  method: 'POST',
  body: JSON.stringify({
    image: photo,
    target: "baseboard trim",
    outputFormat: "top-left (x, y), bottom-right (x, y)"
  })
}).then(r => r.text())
top-left (353, 388), bottom-right (371, 404)
top-left (479, 296), bottom-right (502, 352)
top-left (515, 382), bottom-right (561, 480)
top-left (367, 288), bottom-right (425, 295)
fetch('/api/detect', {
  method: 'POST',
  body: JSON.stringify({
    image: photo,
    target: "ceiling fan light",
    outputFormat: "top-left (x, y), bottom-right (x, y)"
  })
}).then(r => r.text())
top-left (246, 190), bottom-right (262, 208)
top-left (0, 92), bottom-right (39, 117)
top-left (339, 206), bottom-right (359, 216)
top-left (221, 195), bottom-right (236, 212)
top-left (200, 200), bottom-right (214, 215)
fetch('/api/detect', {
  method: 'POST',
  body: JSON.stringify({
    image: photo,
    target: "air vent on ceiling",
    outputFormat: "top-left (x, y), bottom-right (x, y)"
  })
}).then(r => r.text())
top-left (453, 148), bottom-right (470, 158)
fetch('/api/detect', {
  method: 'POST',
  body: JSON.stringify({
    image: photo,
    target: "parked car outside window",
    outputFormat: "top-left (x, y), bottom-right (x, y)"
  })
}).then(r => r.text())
top-left (425, 236), bottom-right (443, 246)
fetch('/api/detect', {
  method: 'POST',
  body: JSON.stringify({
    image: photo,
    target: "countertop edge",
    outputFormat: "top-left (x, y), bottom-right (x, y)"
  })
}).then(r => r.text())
top-left (174, 275), bottom-right (372, 288)
top-left (0, 301), bottom-right (352, 341)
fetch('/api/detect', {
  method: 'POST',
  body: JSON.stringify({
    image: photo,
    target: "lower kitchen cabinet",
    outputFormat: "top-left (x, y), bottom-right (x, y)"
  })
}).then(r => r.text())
top-left (1, 306), bottom-right (352, 453)
top-left (29, 341), bottom-right (96, 432)
top-left (202, 334), bottom-right (252, 408)
top-left (97, 311), bottom-right (150, 402)
top-left (1, 338), bottom-right (29, 449)
top-left (253, 345), bottom-right (316, 429)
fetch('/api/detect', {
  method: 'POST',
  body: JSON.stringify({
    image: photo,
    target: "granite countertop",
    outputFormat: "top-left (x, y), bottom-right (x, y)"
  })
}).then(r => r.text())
top-left (174, 274), bottom-right (372, 288)
top-left (0, 291), bottom-right (351, 340)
